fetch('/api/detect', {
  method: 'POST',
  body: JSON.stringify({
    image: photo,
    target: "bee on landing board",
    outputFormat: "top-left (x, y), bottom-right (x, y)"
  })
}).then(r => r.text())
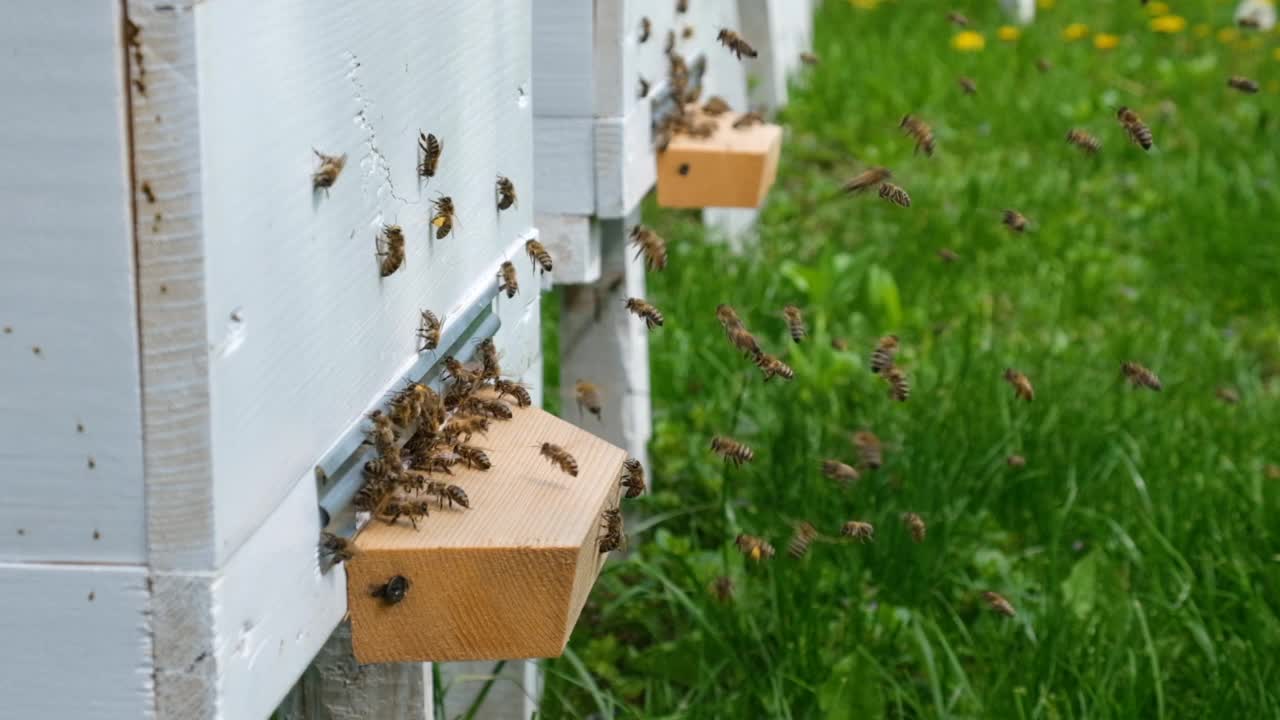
top-left (1066, 129), bottom-right (1102, 155)
top-left (1004, 368), bottom-right (1035, 401)
top-left (869, 335), bottom-right (900, 375)
top-left (498, 261), bottom-right (519, 298)
top-left (540, 442), bottom-right (579, 477)
top-left (477, 337), bottom-right (502, 381)
top-left (902, 512), bottom-right (927, 543)
top-left (621, 457), bottom-right (646, 498)
top-left (493, 378), bottom-right (532, 408)
top-left (1002, 209), bottom-right (1029, 233)
top-left (376, 225), bottom-right (406, 277)
top-left (717, 28), bottom-right (758, 60)
top-left (496, 176), bottom-right (517, 211)
top-left (312, 149), bottom-right (346, 192)
top-left (900, 115), bottom-right (935, 156)
top-left (1227, 75), bottom-right (1260, 94)
top-left (878, 182), bottom-right (911, 207)
top-left (575, 380), bottom-right (603, 421)
top-left (319, 532), bottom-right (355, 564)
top-left (625, 298), bottom-right (664, 330)
top-left (735, 534), bottom-right (775, 562)
top-left (852, 430), bottom-right (883, 470)
top-left (372, 575), bottom-right (411, 605)
top-left (1116, 107), bottom-right (1154, 151)
top-left (732, 111), bottom-right (765, 130)
top-left (983, 591), bottom-right (1016, 617)
top-left (822, 460), bottom-right (860, 487)
top-left (630, 225), bottom-right (668, 271)
top-left (453, 444), bottom-right (491, 471)
top-left (710, 436), bottom-right (754, 465)
top-left (379, 499), bottom-right (432, 529)
top-left (841, 521), bottom-right (875, 542)
top-left (1122, 361), bottom-right (1162, 391)
top-left (431, 196), bottom-right (457, 239)
top-left (782, 305), bottom-right (806, 343)
top-left (702, 96), bottom-right (732, 116)
top-left (416, 310), bottom-right (442, 352)
top-left (788, 522), bottom-right (818, 559)
top-left (598, 508), bottom-right (625, 553)
top-left (525, 239), bottom-right (552, 273)
top-left (418, 132), bottom-right (442, 178)
top-left (424, 480), bottom-right (470, 510)
top-left (842, 167), bottom-right (892, 194)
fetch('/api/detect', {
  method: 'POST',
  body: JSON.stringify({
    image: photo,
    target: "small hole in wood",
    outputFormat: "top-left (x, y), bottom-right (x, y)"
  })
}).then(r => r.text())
top-left (3, 326), bottom-right (11, 334)
top-left (16, 528), bottom-right (25, 536)
top-left (87, 457), bottom-right (96, 469)
top-left (31, 346), bottom-right (42, 356)
top-left (159, 284), bottom-right (169, 294)
top-left (76, 422), bottom-right (85, 433)
top-left (678, 163), bottom-right (691, 176)
top-left (88, 592), bottom-right (95, 602)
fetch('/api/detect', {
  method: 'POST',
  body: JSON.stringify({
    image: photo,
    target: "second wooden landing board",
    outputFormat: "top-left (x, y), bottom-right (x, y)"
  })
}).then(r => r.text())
top-left (347, 403), bottom-right (627, 663)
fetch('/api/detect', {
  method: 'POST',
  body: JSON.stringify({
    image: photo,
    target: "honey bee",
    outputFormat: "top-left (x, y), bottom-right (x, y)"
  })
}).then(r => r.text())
top-left (869, 335), bottom-right (899, 375)
top-left (1237, 14), bottom-right (1262, 29)
top-left (1116, 107), bottom-right (1153, 151)
top-left (1265, 464), bottom-right (1280, 480)
top-left (312, 149), bottom-right (346, 192)
top-left (840, 521), bottom-right (875, 542)
top-left (371, 575), bottom-right (411, 605)
top-left (638, 75), bottom-right (650, 99)
top-left (1227, 75), bottom-right (1260, 94)
top-left (938, 248), bottom-right (960, 263)
top-left (453, 444), bottom-right (491, 470)
top-left (822, 460), bottom-right (860, 487)
top-left (404, 426), bottom-right (443, 459)
top-left (710, 436), bottom-right (754, 465)
top-left (902, 512), bottom-right (927, 543)
top-left (478, 337), bottom-right (501, 381)
top-left (755, 353), bottom-right (794, 382)
top-left (831, 337), bottom-right (849, 351)
top-left (702, 96), bottom-right (732, 116)
top-left (1036, 57), bottom-right (1053, 73)
top-left (729, 326), bottom-right (762, 359)
top-left (409, 453), bottom-right (455, 476)
top-left (319, 532), bottom-right (355, 564)
top-left (664, 29), bottom-right (676, 55)
top-left (676, 0), bottom-right (688, 13)
top-left (367, 411), bottom-right (400, 456)
top-left (900, 115), bottom-right (935, 156)
top-left (715, 303), bottom-right (743, 331)
top-left (639, 16), bottom-right (651, 42)
top-left (716, 28), bottom-right (758, 60)
top-left (418, 132), bottom-right (442, 178)
top-left (497, 176), bottom-right (517, 211)
top-left (443, 357), bottom-right (482, 385)
top-left (460, 396), bottom-right (514, 421)
top-left (431, 196), bottom-right (457, 239)
top-left (681, 25), bottom-right (694, 40)
top-left (443, 414), bottom-right (490, 443)
top-left (1121, 361), bottom-right (1162, 391)
top-left (799, 51), bottom-right (820, 66)
top-left (782, 305), bottom-right (806, 343)
top-left (947, 11), bottom-right (969, 26)
top-left (494, 378), bottom-right (533, 408)
top-left (732, 112), bottom-right (764, 130)
top-left (424, 480), bottom-right (470, 510)
top-left (884, 365), bottom-right (910, 401)
top-left (1007, 454), bottom-right (1027, 468)
top-left (684, 120), bottom-right (717, 138)
top-left (982, 591), bottom-right (1016, 617)
top-left (842, 167), bottom-right (892, 194)
top-left (574, 380), bottom-right (603, 421)
top-left (1216, 386), bottom-right (1240, 404)
top-left (1066, 129), bottom-right (1101, 155)
top-left (735, 533), bottom-right (775, 562)
top-left (598, 508), bottom-right (625, 553)
top-left (416, 310), bottom-right (443, 352)
top-left (957, 76), bottom-right (977, 95)
top-left (377, 225), bottom-right (406, 277)
top-left (498, 261), bottom-right (519, 298)
top-left (353, 479), bottom-right (392, 513)
top-left (852, 430), bottom-right (883, 470)
top-left (388, 385), bottom-right (424, 428)
top-left (788, 522), bottom-right (818, 559)
top-left (525, 239), bottom-right (552, 273)
top-left (364, 456), bottom-right (402, 482)
top-left (1004, 368), bottom-right (1034, 401)
top-left (878, 182), bottom-right (911, 207)
top-left (1002, 209), bottom-right (1029, 233)
top-left (621, 457), bottom-right (646, 498)
top-left (380, 499), bottom-right (432, 529)
top-left (630, 225), bottom-right (668, 271)
top-left (625, 298), bottom-right (664, 330)
top-left (540, 442), bottom-right (580, 477)
top-left (710, 575), bottom-right (736, 602)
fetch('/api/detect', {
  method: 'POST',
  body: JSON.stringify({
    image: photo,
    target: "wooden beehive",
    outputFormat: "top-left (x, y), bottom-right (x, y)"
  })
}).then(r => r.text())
top-left (656, 107), bottom-right (783, 209)
top-left (346, 403), bottom-right (628, 663)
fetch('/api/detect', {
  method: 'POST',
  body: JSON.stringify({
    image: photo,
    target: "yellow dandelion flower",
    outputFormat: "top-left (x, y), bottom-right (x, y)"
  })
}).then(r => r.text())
top-left (1094, 33), bottom-right (1121, 49)
top-left (1194, 23), bottom-right (1212, 37)
top-left (998, 25), bottom-right (1021, 41)
top-left (1063, 23), bottom-right (1090, 41)
top-left (1145, 1), bottom-right (1170, 16)
top-left (1037, 0), bottom-right (1055, 8)
top-left (951, 30), bottom-right (986, 51)
top-left (1217, 27), bottom-right (1239, 43)
top-left (1150, 15), bottom-right (1188, 33)
top-left (1274, 47), bottom-right (1280, 61)
top-left (849, 0), bottom-right (879, 9)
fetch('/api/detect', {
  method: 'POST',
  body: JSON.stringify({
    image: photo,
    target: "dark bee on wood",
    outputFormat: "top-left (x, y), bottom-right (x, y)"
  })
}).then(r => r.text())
top-left (782, 305), bottom-right (806, 342)
top-left (424, 481), bottom-right (470, 509)
top-left (1003, 209), bottom-right (1029, 233)
top-left (575, 380), bottom-right (603, 421)
top-left (1066, 129), bottom-right (1101, 155)
top-left (372, 575), bottom-right (411, 605)
top-left (900, 115), bottom-right (935, 156)
top-left (732, 111), bottom-right (764, 130)
top-left (840, 521), bottom-right (875, 542)
top-left (1116, 106), bottom-right (1153, 151)
top-left (498, 261), bottom-right (519, 298)
top-left (735, 534), bottom-right (774, 561)
top-left (494, 378), bottom-right (533, 408)
top-left (496, 175), bottom-right (517, 210)
top-left (852, 430), bottom-right (883, 470)
top-left (822, 460), bottom-right (860, 487)
top-left (878, 182), bottom-right (911, 207)
top-left (703, 96), bottom-right (732, 116)
top-left (454, 444), bottom-right (491, 471)
top-left (625, 298), bottom-right (664, 330)
top-left (525, 239), bottom-right (552, 273)
top-left (540, 443), bottom-right (579, 477)
top-left (710, 436), bottom-right (754, 465)
top-left (788, 522), bottom-right (818, 559)
top-left (459, 396), bottom-right (513, 421)
top-left (630, 225), bottom-right (668, 270)
top-left (1122, 361), bottom-right (1162, 391)
top-left (443, 356), bottom-right (483, 385)
top-left (842, 167), bottom-right (892, 194)
top-left (598, 508), bottom-right (625, 553)
top-left (319, 532), bottom-right (355, 564)
top-left (380, 500), bottom-right (431, 529)
top-left (417, 310), bottom-right (442, 352)
top-left (312, 149), bottom-right (346, 192)
top-left (1227, 75), bottom-right (1260, 94)
top-left (431, 195), bottom-right (457, 239)
top-left (418, 132), bottom-right (442, 178)
top-left (716, 28), bottom-right (758, 60)
top-left (377, 225), bottom-right (406, 277)
top-left (621, 457), bottom-right (646, 498)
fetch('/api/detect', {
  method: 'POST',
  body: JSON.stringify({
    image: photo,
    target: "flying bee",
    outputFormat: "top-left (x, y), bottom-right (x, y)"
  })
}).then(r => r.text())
top-left (841, 521), bottom-right (875, 542)
top-left (716, 28), bottom-right (758, 60)
top-left (498, 261), bottom-right (519, 298)
top-left (1066, 129), bottom-right (1101, 155)
top-left (1227, 75), bottom-right (1260, 94)
top-left (1237, 14), bottom-right (1262, 29)
top-left (902, 512), bottom-right (927, 543)
top-left (947, 11), bottom-right (970, 26)
top-left (371, 575), bottom-right (411, 605)
top-left (525, 239), bottom-right (552, 273)
top-left (598, 508), bottom-right (625, 553)
top-left (312, 149), bottom-right (346, 192)
top-left (416, 310), bottom-right (442, 352)
top-left (716, 303), bottom-right (743, 331)
top-left (983, 591), bottom-right (1016, 617)
top-left (870, 335), bottom-right (899, 374)
top-left (782, 305), bottom-right (806, 343)
top-left (710, 436), bottom-right (754, 465)
top-left (625, 298), bottom-right (664, 330)
top-left (494, 378), bottom-right (533, 408)
top-left (418, 132), bottom-right (442, 178)
top-left (424, 481), bottom-right (470, 510)
top-left (900, 115), bottom-right (935, 156)
top-left (938, 248), bottom-right (960, 263)
top-left (1002, 209), bottom-right (1029, 233)
top-left (732, 111), bottom-right (764, 130)
top-left (639, 16), bottom-right (651, 42)
top-left (735, 534), bottom-right (774, 562)
top-left (380, 500), bottom-right (432, 529)
top-left (710, 575), bottom-right (736, 602)
top-left (729, 326), bottom-right (762, 360)
top-left (957, 76), bottom-right (977, 95)
top-left (574, 380), bottom-right (603, 421)
top-left (852, 430), bottom-right (883, 470)
top-left (638, 75), bottom-right (650, 98)
top-left (878, 182), bottom-right (911, 207)
top-left (822, 460), bottom-right (860, 487)
top-left (1007, 454), bottom-right (1027, 468)
top-left (1216, 386), bottom-right (1240, 404)
top-left (702, 96), bottom-right (732, 116)
top-left (478, 337), bottom-right (502, 381)
top-left (756, 353), bottom-right (794, 382)
top-left (831, 337), bottom-right (849, 351)
top-left (453, 444), bottom-right (491, 470)
top-left (621, 457), bottom-right (646, 498)
top-left (630, 225), bottom-right (668, 271)
top-left (377, 225), bottom-right (406, 277)
top-left (1121, 361), bottom-right (1162, 391)
top-left (842, 167), bottom-right (892, 194)
top-left (540, 442), bottom-right (579, 477)
top-left (431, 196), bottom-right (457, 239)
top-left (1115, 107), bottom-right (1153, 150)
top-left (799, 51), bottom-right (819, 65)
top-left (884, 366), bottom-right (910, 401)
top-left (788, 522), bottom-right (818, 559)
top-left (1036, 57), bottom-right (1053, 73)
top-left (1004, 368), bottom-right (1034, 401)
top-left (496, 176), bottom-right (517, 211)
top-left (319, 532), bottom-right (355, 564)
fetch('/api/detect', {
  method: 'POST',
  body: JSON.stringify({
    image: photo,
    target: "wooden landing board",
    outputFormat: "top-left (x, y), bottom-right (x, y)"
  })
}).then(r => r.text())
top-left (656, 107), bottom-right (783, 209)
top-left (347, 403), bottom-right (627, 663)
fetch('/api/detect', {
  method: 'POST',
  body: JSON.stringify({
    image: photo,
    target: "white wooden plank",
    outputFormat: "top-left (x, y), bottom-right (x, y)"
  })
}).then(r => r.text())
top-left (740, 0), bottom-right (814, 110)
top-left (533, 116), bottom-right (596, 215)
top-left (532, 0), bottom-right (595, 117)
top-left (594, 98), bottom-right (657, 219)
top-left (536, 214), bottom-right (603, 286)
top-left (0, 563), bottom-right (154, 718)
top-left (0, 0), bottom-right (145, 563)
top-left (593, 0), bottom-right (639, 119)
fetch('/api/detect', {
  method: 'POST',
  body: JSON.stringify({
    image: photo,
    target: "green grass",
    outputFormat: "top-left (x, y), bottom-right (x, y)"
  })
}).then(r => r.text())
top-left (540, 1), bottom-right (1280, 717)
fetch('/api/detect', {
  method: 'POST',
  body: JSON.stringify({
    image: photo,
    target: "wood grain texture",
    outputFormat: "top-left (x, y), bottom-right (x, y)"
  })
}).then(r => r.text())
top-left (657, 109), bottom-right (782, 209)
top-left (0, 0), bottom-right (145, 563)
top-left (279, 623), bottom-right (430, 720)
top-left (0, 563), bottom-right (154, 719)
top-left (348, 403), bottom-right (627, 663)
top-left (536, 213), bottom-right (602, 286)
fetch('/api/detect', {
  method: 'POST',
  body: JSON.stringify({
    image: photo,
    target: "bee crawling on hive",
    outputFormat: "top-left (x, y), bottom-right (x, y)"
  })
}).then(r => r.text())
top-left (540, 442), bottom-right (579, 477)
top-left (379, 499), bottom-right (432, 529)
top-left (319, 532), bottom-right (355, 565)
top-left (598, 508), bottom-right (625, 553)
top-left (735, 534), bottom-right (775, 562)
top-left (710, 436), bottom-right (754, 466)
top-left (376, 225), bottom-right (406, 277)
top-left (312, 149), bottom-right (346, 193)
top-left (431, 195), bottom-right (457, 239)
top-left (625, 298), bottom-right (664, 330)
top-left (621, 457), bottom-right (646, 498)
top-left (493, 378), bottom-right (532, 408)
top-left (371, 575), bottom-right (411, 605)
top-left (416, 310), bottom-right (442, 352)
top-left (574, 380), bottom-right (603, 421)
top-left (477, 337), bottom-right (502, 381)
top-left (525, 239), bottom-right (552, 273)
top-left (732, 111), bottom-right (765, 130)
top-left (638, 75), bottom-right (650, 99)
top-left (417, 131), bottom-right (442, 178)
top-left (453, 444), bottom-right (491, 471)
top-left (498, 261), bottom-right (519, 298)
top-left (716, 28), bottom-right (758, 60)
top-left (638, 16), bottom-right (651, 43)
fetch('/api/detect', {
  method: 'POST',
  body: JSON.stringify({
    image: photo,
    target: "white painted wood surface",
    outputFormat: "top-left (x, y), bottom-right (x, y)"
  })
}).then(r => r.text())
top-left (0, 0), bottom-right (145, 564)
top-left (740, 0), bottom-right (814, 111)
top-left (1236, 0), bottom-right (1276, 30)
top-left (279, 623), bottom-right (431, 720)
top-left (594, 98), bottom-right (657, 219)
top-left (1001, 0), bottom-right (1035, 25)
top-left (536, 213), bottom-right (602, 285)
